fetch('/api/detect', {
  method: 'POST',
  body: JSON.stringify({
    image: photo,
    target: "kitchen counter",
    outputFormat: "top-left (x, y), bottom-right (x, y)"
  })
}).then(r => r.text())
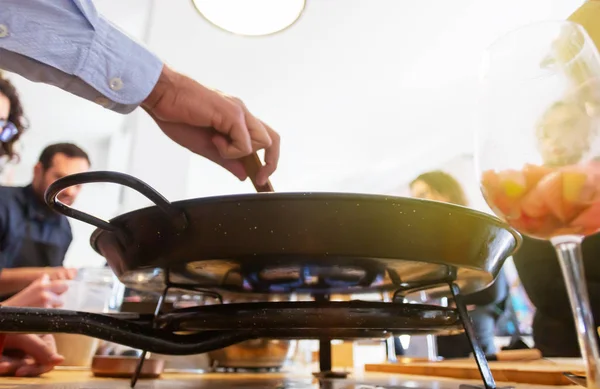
top-left (0, 367), bottom-right (577, 389)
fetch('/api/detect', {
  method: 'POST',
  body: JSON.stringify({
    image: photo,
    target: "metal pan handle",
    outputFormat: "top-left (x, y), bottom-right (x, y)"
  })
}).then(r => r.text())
top-left (45, 171), bottom-right (187, 232)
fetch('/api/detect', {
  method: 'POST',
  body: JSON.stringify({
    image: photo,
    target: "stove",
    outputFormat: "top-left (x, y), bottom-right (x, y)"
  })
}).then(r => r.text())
top-left (0, 278), bottom-right (505, 389)
top-left (0, 171), bottom-right (523, 389)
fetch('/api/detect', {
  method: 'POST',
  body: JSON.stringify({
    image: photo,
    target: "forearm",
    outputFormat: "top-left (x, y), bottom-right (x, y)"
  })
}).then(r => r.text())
top-left (0, 268), bottom-right (44, 294)
top-left (0, 0), bottom-right (163, 114)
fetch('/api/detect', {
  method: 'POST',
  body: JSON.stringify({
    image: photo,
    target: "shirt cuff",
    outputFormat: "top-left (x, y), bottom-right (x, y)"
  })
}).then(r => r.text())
top-left (75, 16), bottom-right (164, 114)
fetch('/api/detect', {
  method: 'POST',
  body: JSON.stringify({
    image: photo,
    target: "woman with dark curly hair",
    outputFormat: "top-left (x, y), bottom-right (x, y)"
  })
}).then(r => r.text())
top-left (0, 76), bottom-right (28, 165)
top-left (0, 75), bottom-right (69, 376)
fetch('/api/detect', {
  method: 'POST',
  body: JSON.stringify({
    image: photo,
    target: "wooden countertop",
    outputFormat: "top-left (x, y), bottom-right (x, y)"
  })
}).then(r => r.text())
top-left (0, 366), bottom-right (579, 389)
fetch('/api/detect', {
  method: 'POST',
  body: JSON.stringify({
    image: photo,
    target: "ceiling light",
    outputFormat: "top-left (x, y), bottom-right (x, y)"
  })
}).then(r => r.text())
top-left (191, 0), bottom-right (306, 37)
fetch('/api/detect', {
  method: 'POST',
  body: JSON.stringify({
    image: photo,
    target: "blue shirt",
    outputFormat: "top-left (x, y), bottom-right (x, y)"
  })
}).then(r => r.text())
top-left (0, 0), bottom-right (164, 114)
top-left (0, 185), bottom-right (72, 268)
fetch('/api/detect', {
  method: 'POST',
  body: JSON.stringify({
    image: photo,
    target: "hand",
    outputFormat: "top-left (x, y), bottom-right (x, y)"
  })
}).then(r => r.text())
top-left (43, 267), bottom-right (77, 281)
top-left (0, 334), bottom-right (63, 377)
top-left (0, 267), bottom-right (76, 296)
top-left (142, 66), bottom-right (280, 186)
top-left (2, 274), bottom-right (68, 308)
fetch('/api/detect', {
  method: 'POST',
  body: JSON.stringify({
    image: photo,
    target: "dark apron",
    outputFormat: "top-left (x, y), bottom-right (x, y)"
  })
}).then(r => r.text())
top-left (10, 206), bottom-right (65, 269)
top-left (512, 234), bottom-right (600, 357)
top-left (0, 208), bottom-right (65, 301)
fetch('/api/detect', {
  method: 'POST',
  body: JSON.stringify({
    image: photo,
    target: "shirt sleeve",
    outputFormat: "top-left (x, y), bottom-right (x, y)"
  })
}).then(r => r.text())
top-left (0, 0), bottom-right (164, 114)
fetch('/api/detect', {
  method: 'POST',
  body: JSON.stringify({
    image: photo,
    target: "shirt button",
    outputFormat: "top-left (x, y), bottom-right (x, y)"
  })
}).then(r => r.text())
top-left (0, 25), bottom-right (8, 38)
top-left (109, 78), bottom-right (123, 91)
top-left (95, 96), bottom-right (110, 107)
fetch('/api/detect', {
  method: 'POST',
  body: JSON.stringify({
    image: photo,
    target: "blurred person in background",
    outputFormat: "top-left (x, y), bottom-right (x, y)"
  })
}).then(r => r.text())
top-left (409, 170), bottom-right (509, 357)
top-left (0, 143), bottom-right (90, 296)
top-left (512, 224), bottom-right (600, 357)
top-left (0, 75), bottom-right (68, 376)
top-left (0, 77), bottom-right (25, 173)
top-left (510, 96), bottom-right (600, 357)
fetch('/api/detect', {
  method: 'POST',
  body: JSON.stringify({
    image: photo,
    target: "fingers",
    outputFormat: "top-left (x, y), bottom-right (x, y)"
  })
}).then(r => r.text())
top-left (210, 134), bottom-right (248, 181)
top-left (0, 355), bottom-right (57, 377)
top-left (214, 102), bottom-right (280, 186)
top-left (212, 98), bottom-right (273, 160)
top-left (14, 359), bottom-right (56, 377)
top-left (0, 358), bottom-right (20, 376)
top-left (2, 275), bottom-right (67, 308)
top-left (48, 267), bottom-right (77, 280)
top-left (211, 100), bottom-right (253, 159)
top-left (39, 273), bottom-right (70, 295)
top-left (0, 335), bottom-right (62, 377)
top-left (256, 122), bottom-right (280, 186)
top-left (4, 334), bottom-right (63, 367)
top-left (40, 290), bottom-right (65, 309)
top-left (243, 107), bottom-right (272, 151)
top-left (65, 268), bottom-right (77, 280)
top-left (46, 280), bottom-right (68, 296)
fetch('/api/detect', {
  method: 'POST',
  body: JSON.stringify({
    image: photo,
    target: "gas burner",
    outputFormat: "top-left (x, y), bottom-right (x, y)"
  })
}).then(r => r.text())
top-left (118, 257), bottom-right (497, 296)
top-left (182, 258), bottom-right (388, 294)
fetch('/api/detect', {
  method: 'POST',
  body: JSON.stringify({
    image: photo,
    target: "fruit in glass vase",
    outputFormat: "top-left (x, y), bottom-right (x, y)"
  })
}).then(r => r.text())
top-left (522, 164), bottom-right (553, 189)
top-left (481, 162), bottom-right (600, 239)
top-left (481, 170), bottom-right (523, 219)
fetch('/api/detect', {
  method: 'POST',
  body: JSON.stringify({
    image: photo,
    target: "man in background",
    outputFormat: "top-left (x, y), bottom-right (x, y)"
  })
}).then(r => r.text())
top-left (0, 143), bottom-right (90, 297)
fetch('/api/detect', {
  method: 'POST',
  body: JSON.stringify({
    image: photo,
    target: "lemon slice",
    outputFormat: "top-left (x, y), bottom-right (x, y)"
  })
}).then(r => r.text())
top-left (498, 171), bottom-right (527, 199)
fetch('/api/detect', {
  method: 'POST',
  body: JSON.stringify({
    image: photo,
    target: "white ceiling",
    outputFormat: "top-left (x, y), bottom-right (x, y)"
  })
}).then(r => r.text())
top-left (4, 0), bottom-right (586, 192)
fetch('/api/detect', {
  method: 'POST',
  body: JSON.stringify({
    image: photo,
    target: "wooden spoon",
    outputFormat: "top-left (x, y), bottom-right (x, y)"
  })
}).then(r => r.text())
top-left (241, 153), bottom-right (274, 193)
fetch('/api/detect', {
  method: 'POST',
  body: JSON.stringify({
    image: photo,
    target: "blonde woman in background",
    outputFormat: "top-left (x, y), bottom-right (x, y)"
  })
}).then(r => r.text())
top-left (409, 170), bottom-right (509, 357)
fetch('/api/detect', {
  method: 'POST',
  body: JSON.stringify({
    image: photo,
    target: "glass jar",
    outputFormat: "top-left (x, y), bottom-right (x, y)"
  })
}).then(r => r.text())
top-left (61, 267), bottom-right (125, 313)
top-left (55, 267), bottom-right (125, 367)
